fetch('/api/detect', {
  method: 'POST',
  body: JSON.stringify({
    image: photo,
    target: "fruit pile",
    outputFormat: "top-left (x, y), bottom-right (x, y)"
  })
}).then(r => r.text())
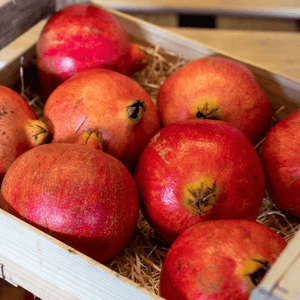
top-left (1, 3), bottom-right (299, 300)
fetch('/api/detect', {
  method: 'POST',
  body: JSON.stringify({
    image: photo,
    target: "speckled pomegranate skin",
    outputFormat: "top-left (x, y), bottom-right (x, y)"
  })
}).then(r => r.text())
top-left (261, 108), bottom-right (300, 218)
top-left (160, 219), bottom-right (287, 300)
top-left (0, 143), bottom-right (140, 263)
top-left (37, 4), bottom-right (147, 94)
top-left (134, 119), bottom-right (265, 244)
top-left (156, 57), bottom-right (273, 145)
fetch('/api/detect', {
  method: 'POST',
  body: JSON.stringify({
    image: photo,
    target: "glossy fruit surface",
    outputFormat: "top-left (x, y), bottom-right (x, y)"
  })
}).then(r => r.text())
top-left (160, 219), bottom-right (287, 300)
top-left (37, 4), bottom-right (147, 94)
top-left (0, 143), bottom-right (140, 263)
top-left (43, 68), bottom-right (161, 166)
top-left (261, 108), bottom-right (300, 218)
top-left (157, 57), bottom-right (273, 145)
top-left (0, 85), bottom-right (50, 182)
top-left (135, 119), bottom-right (265, 244)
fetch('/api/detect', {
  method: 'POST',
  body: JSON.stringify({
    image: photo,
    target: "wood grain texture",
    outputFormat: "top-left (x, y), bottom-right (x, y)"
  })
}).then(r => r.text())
top-left (167, 28), bottom-right (300, 82)
top-left (92, 0), bottom-right (300, 18)
top-left (0, 0), bottom-right (55, 49)
top-left (0, 209), bottom-right (163, 300)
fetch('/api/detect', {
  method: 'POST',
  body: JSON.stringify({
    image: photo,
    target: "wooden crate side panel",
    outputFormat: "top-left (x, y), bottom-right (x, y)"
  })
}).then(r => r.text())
top-left (0, 0), bottom-right (55, 50)
top-left (0, 209), bottom-right (163, 300)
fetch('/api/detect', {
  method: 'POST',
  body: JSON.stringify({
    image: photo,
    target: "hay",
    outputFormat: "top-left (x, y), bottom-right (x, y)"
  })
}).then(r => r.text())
top-left (18, 43), bottom-right (299, 296)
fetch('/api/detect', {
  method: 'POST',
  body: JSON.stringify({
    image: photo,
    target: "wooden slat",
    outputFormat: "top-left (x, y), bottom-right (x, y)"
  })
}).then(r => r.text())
top-left (0, 209), bottom-right (163, 300)
top-left (92, 0), bottom-right (300, 18)
top-left (167, 28), bottom-right (300, 83)
top-left (0, 0), bottom-right (55, 49)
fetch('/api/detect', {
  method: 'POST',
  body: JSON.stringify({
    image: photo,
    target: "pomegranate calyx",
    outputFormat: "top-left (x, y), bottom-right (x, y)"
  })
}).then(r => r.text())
top-left (126, 99), bottom-right (146, 122)
top-left (73, 131), bottom-right (103, 151)
top-left (184, 179), bottom-right (220, 216)
top-left (26, 120), bottom-right (52, 146)
top-left (189, 185), bottom-right (217, 214)
top-left (241, 255), bottom-right (272, 290)
top-left (128, 42), bottom-right (147, 74)
top-left (196, 103), bottom-right (222, 120)
top-left (193, 99), bottom-right (222, 120)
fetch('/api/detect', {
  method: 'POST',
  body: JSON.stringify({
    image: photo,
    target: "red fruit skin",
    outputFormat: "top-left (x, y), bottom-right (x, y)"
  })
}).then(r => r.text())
top-left (24, 292), bottom-right (41, 300)
top-left (159, 219), bottom-right (287, 300)
top-left (42, 68), bottom-right (161, 166)
top-left (261, 108), bottom-right (300, 218)
top-left (156, 57), bottom-right (273, 145)
top-left (134, 119), bottom-right (265, 245)
top-left (37, 4), bottom-right (147, 95)
top-left (0, 85), bottom-right (38, 181)
top-left (0, 143), bottom-right (140, 263)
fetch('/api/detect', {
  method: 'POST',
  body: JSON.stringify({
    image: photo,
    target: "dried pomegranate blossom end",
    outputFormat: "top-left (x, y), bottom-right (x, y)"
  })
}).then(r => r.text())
top-left (25, 120), bottom-right (52, 146)
top-left (184, 179), bottom-right (220, 216)
top-left (126, 99), bottom-right (146, 122)
top-left (241, 255), bottom-right (273, 290)
top-left (193, 100), bottom-right (223, 120)
top-left (73, 131), bottom-right (103, 151)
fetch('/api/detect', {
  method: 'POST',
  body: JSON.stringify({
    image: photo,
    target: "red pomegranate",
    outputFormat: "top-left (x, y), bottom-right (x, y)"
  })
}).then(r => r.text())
top-left (0, 85), bottom-right (50, 182)
top-left (42, 68), bottom-right (161, 166)
top-left (261, 108), bottom-right (300, 218)
top-left (159, 219), bottom-right (287, 300)
top-left (0, 142), bottom-right (140, 263)
top-left (134, 119), bottom-right (265, 244)
top-left (156, 56), bottom-right (273, 145)
top-left (37, 3), bottom-right (147, 95)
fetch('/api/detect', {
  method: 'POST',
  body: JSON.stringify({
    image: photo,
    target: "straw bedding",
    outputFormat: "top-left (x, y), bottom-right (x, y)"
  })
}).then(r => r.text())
top-left (17, 43), bottom-right (299, 296)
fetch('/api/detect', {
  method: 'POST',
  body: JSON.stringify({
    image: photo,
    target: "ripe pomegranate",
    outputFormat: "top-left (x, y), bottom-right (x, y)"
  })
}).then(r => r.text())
top-left (134, 119), bottom-right (265, 245)
top-left (159, 219), bottom-right (287, 300)
top-left (42, 68), bottom-right (161, 166)
top-left (0, 85), bottom-right (50, 182)
top-left (156, 56), bottom-right (273, 146)
top-left (0, 142), bottom-right (140, 263)
top-left (261, 108), bottom-right (300, 218)
top-left (37, 3), bottom-right (147, 95)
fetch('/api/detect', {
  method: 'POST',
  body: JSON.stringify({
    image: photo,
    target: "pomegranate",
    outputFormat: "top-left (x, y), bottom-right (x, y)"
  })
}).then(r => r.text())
top-left (261, 108), bottom-right (300, 218)
top-left (134, 119), bottom-right (265, 245)
top-left (159, 219), bottom-right (287, 300)
top-left (37, 3), bottom-right (147, 95)
top-left (42, 68), bottom-right (161, 166)
top-left (0, 85), bottom-right (50, 182)
top-left (156, 56), bottom-right (273, 145)
top-left (0, 142), bottom-right (140, 263)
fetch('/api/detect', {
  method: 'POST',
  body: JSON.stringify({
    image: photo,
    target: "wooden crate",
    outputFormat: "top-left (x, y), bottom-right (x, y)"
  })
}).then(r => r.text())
top-left (0, 0), bottom-right (300, 299)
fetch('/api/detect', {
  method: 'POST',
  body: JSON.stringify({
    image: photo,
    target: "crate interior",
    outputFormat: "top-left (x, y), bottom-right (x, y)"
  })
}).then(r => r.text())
top-left (6, 34), bottom-right (299, 298)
